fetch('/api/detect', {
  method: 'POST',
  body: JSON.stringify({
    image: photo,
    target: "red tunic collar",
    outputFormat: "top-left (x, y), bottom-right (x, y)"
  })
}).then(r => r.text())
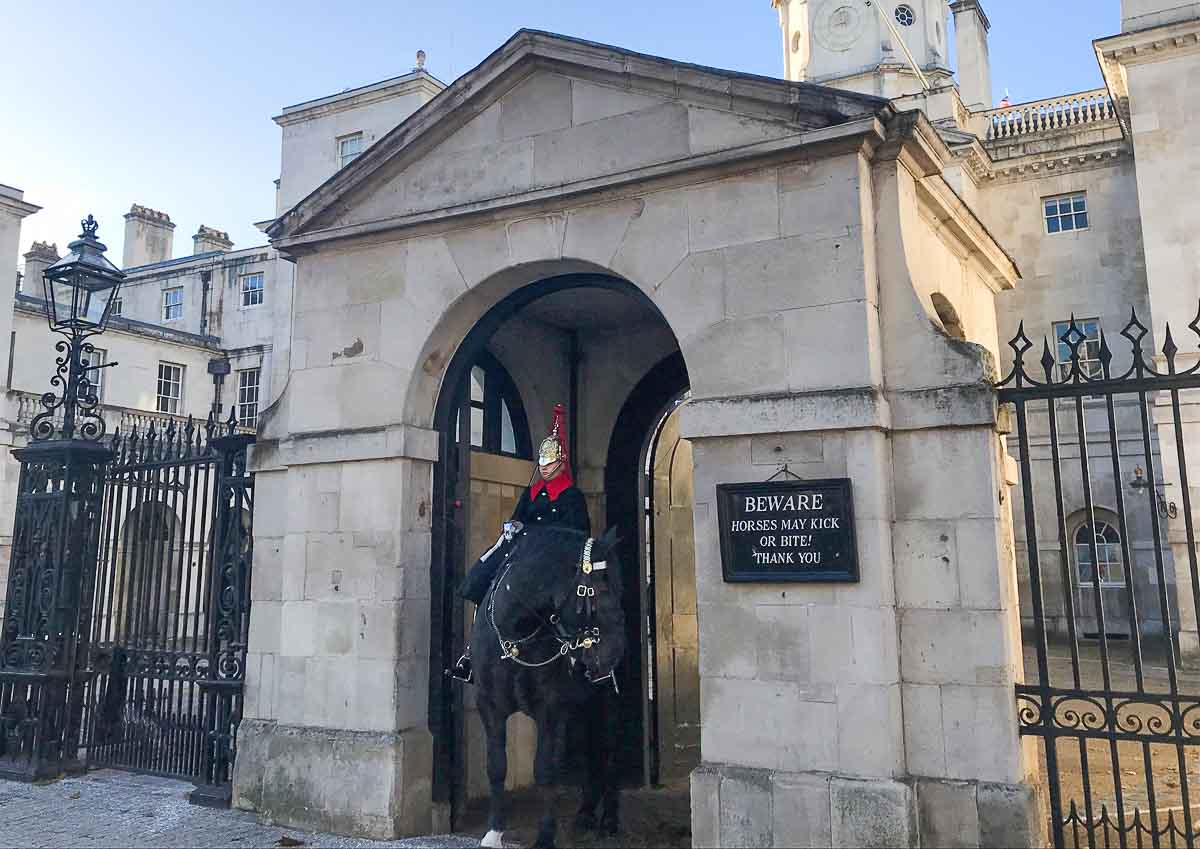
top-left (530, 471), bottom-right (573, 501)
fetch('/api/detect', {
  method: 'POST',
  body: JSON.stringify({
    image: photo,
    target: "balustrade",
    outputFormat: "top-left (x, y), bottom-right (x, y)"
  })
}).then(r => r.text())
top-left (8, 391), bottom-right (254, 436)
top-left (982, 89), bottom-right (1116, 141)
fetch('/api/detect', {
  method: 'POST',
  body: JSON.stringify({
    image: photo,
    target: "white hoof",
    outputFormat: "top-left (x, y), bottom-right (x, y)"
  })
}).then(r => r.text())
top-left (480, 829), bottom-right (505, 848)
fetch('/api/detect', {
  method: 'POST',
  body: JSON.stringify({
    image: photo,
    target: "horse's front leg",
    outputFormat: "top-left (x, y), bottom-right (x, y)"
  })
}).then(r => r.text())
top-left (478, 704), bottom-right (508, 848)
top-left (532, 710), bottom-right (568, 849)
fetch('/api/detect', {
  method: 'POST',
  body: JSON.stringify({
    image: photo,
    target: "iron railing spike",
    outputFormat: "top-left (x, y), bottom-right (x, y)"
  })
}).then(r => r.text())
top-left (1189, 299), bottom-right (1200, 342)
top-left (1163, 322), bottom-right (1179, 370)
top-left (1098, 329), bottom-right (1113, 377)
top-left (1040, 338), bottom-right (1057, 382)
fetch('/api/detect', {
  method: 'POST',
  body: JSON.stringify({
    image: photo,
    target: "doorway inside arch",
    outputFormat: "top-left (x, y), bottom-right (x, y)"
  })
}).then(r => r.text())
top-left (428, 273), bottom-right (698, 835)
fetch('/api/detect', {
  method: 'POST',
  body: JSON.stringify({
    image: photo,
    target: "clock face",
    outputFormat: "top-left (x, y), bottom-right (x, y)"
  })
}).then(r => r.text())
top-left (814, 1), bottom-right (866, 52)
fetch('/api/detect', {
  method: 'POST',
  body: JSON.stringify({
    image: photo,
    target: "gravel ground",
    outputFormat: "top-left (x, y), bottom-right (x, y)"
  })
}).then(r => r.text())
top-left (0, 771), bottom-right (479, 849)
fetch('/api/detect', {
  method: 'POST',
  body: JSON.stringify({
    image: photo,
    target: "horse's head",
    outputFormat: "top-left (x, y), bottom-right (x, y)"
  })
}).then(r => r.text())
top-left (553, 526), bottom-right (627, 684)
top-left (498, 526), bottom-right (627, 685)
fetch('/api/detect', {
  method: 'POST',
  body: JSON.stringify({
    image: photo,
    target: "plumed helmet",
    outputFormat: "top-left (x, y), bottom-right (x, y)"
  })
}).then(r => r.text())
top-left (538, 404), bottom-right (569, 469)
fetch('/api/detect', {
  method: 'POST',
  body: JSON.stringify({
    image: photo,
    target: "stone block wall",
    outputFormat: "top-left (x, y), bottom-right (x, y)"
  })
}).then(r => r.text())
top-left (234, 451), bottom-right (436, 838)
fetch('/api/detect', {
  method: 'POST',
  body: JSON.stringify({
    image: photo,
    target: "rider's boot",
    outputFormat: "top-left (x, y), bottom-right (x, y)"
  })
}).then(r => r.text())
top-left (449, 648), bottom-right (473, 683)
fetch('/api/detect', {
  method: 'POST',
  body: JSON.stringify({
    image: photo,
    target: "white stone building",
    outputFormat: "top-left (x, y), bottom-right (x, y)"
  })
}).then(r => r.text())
top-left (1, 1), bottom-right (1198, 846)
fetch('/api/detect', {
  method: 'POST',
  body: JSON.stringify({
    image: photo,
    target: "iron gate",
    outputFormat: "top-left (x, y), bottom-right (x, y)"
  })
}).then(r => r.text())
top-left (78, 413), bottom-right (253, 798)
top-left (999, 309), bottom-right (1200, 848)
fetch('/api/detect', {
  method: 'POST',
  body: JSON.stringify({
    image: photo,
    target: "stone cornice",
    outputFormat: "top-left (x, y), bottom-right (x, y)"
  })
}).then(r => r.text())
top-left (1095, 17), bottom-right (1200, 130)
top-left (273, 73), bottom-right (446, 127)
top-left (0, 186), bottom-right (40, 220)
top-left (947, 123), bottom-right (1132, 186)
top-left (248, 423), bottom-right (440, 472)
top-left (1096, 16), bottom-right (1200, 69)
top-left (975, 141), bottom-right (1131, 186)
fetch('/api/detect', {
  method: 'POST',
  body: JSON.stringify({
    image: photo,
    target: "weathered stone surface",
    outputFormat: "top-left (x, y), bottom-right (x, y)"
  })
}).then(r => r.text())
top-left (688, 106), bottom-right (798, 156)
top-left (701, 677), bottom-right (838, 772)
top-left (718, 767), bottom-right (773, 848)
top-left (977, 781), bottom-right (1044, 849)
top-left (835, 683), bottom-right (905, 777)
top-left (690, 764), bottom-right (721, 849)
top-left (684, 314), bottom-right (788, 398)
top-left (571, 79), bottom-right (666, 125)
top-left (830, 777), bottom-right (917, 848)
top-left (917, 778), bottom-right (981, 849)
top-left (772, 771), bottom-right (833, 848)
top-left (687, 170), bottom-right (780, 253)
top-left (234, 720), bottom-right (432, 840)
top-left (610, 190), bottom-right (689, 291)
top-left (499, 73), bottom-right (572, 141)
top-left (532, 102), bottom-right (691, 188)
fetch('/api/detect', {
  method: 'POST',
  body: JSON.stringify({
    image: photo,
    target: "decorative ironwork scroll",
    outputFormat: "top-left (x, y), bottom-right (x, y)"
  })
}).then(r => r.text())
top-left (29, 336), bottom-right (107, 443)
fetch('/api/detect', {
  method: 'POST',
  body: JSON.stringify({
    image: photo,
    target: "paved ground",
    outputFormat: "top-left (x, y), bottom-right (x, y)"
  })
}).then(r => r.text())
top-left (0, 771), bottom-right (479, 849)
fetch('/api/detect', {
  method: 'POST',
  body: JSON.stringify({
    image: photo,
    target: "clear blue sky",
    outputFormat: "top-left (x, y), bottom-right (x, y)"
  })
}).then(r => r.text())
top-left (1, 0), bottom-right (1119, 267)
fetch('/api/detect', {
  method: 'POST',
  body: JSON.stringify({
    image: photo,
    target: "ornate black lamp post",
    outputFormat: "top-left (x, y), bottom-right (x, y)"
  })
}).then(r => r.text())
top-left (0, 216), bottom-right (124, 781)
top-left (31, 214), bottom-right (124, 441)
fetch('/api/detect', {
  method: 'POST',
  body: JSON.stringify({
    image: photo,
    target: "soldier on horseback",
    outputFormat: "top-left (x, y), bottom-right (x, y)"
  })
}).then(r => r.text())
top-left (449, 403), bottom-right (591, 683)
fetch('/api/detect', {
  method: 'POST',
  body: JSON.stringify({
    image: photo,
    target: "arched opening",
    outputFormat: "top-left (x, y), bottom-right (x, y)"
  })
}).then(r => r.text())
top-left (428, 272), bottom-right (695, 837)
top-left (931, 292), bottom-right (966, 341)
top-left (99, 501), bottom-right (187, 645)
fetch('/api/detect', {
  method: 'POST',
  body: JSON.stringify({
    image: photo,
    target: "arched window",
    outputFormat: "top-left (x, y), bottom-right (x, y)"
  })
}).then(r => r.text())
top-left (1076, 521), bottom-right (1126, 586)
top-left (458, 352), bottom-right (532, 459)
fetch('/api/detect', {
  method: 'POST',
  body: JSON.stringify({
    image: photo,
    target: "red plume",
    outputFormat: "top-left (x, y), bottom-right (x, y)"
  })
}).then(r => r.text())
top-left (551, 403), bottom-right (569, 474)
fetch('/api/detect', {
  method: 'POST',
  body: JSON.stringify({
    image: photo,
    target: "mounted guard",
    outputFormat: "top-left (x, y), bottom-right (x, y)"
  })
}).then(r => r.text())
top-left (450, 403), bottom-right (591, 683)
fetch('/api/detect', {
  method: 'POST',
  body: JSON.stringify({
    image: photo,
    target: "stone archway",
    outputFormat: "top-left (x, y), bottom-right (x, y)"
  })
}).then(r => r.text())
top-left (424, 270), bottom-right (691, 829)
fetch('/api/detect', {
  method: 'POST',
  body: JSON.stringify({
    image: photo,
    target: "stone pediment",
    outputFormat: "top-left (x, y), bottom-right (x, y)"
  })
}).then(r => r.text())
top-left (270, 30), bottom-right (889, 246)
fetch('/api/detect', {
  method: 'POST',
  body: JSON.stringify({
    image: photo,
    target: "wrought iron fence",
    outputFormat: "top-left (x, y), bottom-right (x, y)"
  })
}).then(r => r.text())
top-left (998, 307), bottom-right (1200, 848)
top-left (74, 411), bottom-right (253, 797)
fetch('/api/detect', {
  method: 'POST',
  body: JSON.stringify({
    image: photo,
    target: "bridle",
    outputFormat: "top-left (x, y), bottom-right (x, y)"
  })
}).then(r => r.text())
top-left (487, 536), bottom-right (618, 691)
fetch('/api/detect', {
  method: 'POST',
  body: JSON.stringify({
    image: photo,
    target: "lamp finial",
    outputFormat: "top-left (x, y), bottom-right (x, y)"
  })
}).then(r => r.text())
top-left (81, 215), bottom-right (99, 239)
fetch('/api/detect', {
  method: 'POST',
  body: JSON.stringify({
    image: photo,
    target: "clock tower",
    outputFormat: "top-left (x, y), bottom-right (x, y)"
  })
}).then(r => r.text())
top-left (772, 0), bottom-right (954, 99)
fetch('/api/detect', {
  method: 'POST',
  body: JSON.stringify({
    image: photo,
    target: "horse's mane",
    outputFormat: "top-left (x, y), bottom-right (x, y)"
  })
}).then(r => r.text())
top-left (502, 525), bottom-right (623, 593)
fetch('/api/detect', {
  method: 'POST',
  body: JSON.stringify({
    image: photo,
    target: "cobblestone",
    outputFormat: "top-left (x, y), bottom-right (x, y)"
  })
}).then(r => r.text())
top-left (0, 771), bottom-right (478, 849)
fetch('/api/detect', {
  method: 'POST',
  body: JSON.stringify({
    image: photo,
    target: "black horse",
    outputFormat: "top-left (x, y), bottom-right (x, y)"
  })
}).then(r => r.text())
top-left (471, 525), bottom-right (627, 849)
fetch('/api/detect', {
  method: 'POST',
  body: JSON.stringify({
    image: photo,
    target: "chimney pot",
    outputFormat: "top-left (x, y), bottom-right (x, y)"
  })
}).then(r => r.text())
top-left (123, 204), bottom-right (175, 268)
top-left (21, 241), bottom-right (60, 295)
top-left (193, 225), bottom-right (233, 255)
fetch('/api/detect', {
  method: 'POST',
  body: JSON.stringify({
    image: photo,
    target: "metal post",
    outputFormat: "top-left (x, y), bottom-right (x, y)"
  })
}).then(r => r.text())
top-left (190, 414), bottom-right (254, 808)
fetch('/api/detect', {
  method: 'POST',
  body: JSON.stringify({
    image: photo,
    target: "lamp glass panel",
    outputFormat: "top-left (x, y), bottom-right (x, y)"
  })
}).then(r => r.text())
top-left (51, 279), bottom-right (76, 325)
top-left (82, 285), bottom-right (113, 326)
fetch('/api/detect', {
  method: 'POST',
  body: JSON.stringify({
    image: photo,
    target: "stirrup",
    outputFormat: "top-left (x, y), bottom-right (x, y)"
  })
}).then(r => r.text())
top-left (448, 653), bottom-right (473, 683)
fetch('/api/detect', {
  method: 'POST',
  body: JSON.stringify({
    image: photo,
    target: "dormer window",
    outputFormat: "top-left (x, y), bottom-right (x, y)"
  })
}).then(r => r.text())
top-left (895, 4), bottom-right (916, 26)
top-left (338, 133), bottom-right (363, 169)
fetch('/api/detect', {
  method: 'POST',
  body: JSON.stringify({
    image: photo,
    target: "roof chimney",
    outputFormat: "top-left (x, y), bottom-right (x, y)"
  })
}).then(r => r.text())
top-left (193, 225), bottom-right (233, 255)
top-left (21, 241), bottom-right (60, 295)
top-left (123, 204), bottom-right (175, 268)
